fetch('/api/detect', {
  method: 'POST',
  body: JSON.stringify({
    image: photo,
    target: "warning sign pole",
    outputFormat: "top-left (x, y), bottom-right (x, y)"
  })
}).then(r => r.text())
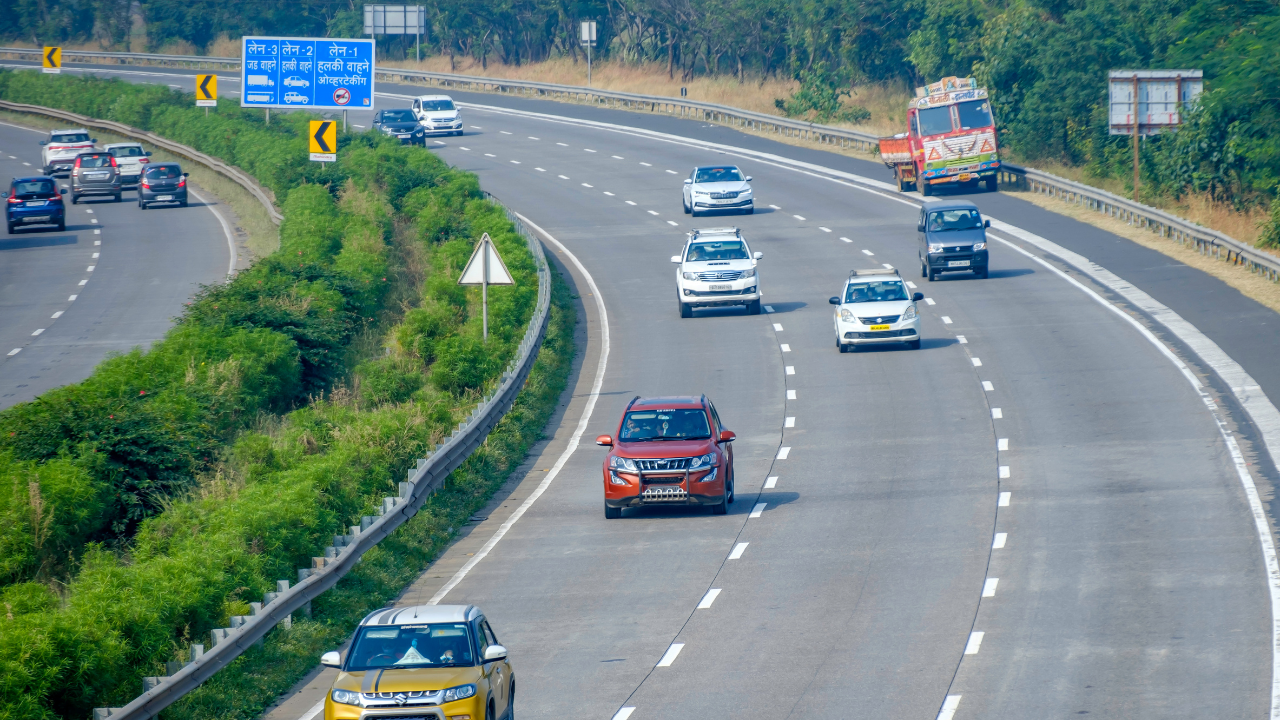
top-left (457, 233), bottom-right (515, 342)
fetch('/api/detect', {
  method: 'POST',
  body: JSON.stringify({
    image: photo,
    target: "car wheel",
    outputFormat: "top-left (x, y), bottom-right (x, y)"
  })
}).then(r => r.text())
top-left (920, 259), bottom-right (927, 278)
top-left (679, 299), bottom-right (693, 319)
top-left (6, 222), bottom-right (13, 234)
top-left (908, 339), bottom-right (922, 350)
top-left (743, 207), bottom-right (754, 215)
top-left (70, 194), bottom-right (79, 204)
top-left (139, 201), bottom-right (147, 209)
top-left (726, 468), bottom-right (735, 503)
top-left (712, 493), bottom-right (728, 515)
top-left (746, 299), bottom-right (761, 315)
top-left (985, 176), bottom-right (998, 192)
top-left (56, 220), bottom-right (65, 232)
top-left (604, 503), bottom-right (622, 519)
top-left (928, 269), bottom-right (937, 282)
top-left (920, 180), bottom-right (933, 197)
top-left (179, 200), bottom-right (188, 208)
top-left (683, 197), bottom-right (691, 214)
top-left (114, 193), bottom-right (122, 203)
top-left (976, 267), bottom-right (989, 279)
top-left (506, 679), bottom-right (515, 720)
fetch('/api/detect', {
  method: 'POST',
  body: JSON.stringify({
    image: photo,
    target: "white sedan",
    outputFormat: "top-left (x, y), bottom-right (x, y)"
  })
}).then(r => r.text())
top-left (682, 165), bottom-right (754, 217)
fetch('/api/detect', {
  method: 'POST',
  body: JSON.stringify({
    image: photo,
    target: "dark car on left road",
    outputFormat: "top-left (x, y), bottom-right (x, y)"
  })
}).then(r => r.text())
top-left (71, 151), bottom-right (122, 203)
top-left (5, 176), bottom-right (67, 233)
top-left (373, 108), bottom-right (426, 145)
top-left (138, 163), bottom-right (188, 209)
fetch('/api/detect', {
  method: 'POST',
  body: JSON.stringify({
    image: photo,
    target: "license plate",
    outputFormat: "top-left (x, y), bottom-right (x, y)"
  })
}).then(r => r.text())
top-left (25, 200), bottom-right (47, 207)
top-left (156, 195), bottom-right (174, 201)
top-left (870, 324), bottom-right (891, 331)
top-left (958, 173), bottom-right (973, 181)
top-left (86, 172), bottom-right (108, 180)
top-left (398, 133), bottom-right (411, 138)
top-left (708, 284), bottom-right (732, 291)
top-left (24, 215), bottom-right (51, 222)
top-left (948, 260), bottom-right (971, 267)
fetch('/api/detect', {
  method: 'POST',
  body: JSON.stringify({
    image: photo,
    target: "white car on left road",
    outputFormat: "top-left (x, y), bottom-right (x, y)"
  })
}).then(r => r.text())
top-left (683, 165), bottom-right (754, 217)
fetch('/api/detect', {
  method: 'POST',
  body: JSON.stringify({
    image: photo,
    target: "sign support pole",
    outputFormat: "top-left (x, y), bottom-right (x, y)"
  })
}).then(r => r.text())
top-left (343, 110), bottom-right (348, 132)
top-left (1132, 76), bottom-right (1140, 203)
top-left (482, 236), bottom-right (489, 342)
top-left (265, 108), bottom-right (270, 126)
top-left (587, 42), bottom-right (592, 87)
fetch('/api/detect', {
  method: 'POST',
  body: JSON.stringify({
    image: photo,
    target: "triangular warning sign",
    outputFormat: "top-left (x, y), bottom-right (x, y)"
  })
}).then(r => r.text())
top-left (979, 139), bottom-right (994, 153)
top-left (927, 147), bottom-right (942, 160)
top-left (458, 233), bottom-right (515, 285)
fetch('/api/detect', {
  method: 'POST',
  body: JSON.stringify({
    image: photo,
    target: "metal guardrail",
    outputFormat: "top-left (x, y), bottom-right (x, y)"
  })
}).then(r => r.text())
top-left (0, 99), bottom-right (283, 224)
top-left (94, 194), bottom-right (551, 720)
top-left (995, 164), bottom-right (1280, 282)
top-left (4, 46), bottom-right (1275, 280)
top-left (0, 46), bottom-right (237, 68)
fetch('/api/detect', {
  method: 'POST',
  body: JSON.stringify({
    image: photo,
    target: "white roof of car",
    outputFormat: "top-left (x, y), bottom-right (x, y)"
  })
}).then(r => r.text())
top-left (103, 142), bottom-right (144, 148)
top-left (415, 95), bottom-right (454, 101)
top-left (50, 128), bottom-right (91, 135)
top-left (359, 604), bottom-right (477, 626)
top-left (847, 268), bottom-right (903, 281)
top-left (688, 227), bottom-right (742, 240)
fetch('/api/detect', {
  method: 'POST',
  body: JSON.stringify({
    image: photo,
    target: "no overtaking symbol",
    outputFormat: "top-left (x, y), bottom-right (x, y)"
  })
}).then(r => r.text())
top-left (334, 87), bottom-right (351, 105)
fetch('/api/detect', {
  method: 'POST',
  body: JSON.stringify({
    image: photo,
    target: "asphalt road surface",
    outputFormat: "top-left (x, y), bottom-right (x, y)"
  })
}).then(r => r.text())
top-left (0, 116), bottom-right (232, 409)
top-left (10, 61), bottom-right (1279, 720)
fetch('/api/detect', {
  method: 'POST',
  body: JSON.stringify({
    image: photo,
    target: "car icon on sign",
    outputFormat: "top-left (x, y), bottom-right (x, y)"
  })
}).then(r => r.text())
top-left (283, 92), bottom-right (309, 104)
top-left (284, 76), bottom-right (310, 88)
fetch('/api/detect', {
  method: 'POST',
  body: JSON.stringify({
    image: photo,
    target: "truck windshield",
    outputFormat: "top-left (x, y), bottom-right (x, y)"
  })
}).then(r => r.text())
top-left (686, 241), bottom-right (748, 261)
top-left (917, 106), bottom-right (954, 137)
top-left (620, 409), bottom-right (711, 441)
top-left (845, 281), bottom-right (909, 303)
top-left (347, 623), bottom-right (476, 670)
top-left (956, 100), bottom-right (994, 130)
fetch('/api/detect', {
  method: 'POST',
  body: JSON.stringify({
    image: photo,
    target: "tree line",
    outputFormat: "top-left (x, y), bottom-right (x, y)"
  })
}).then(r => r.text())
top-left (3, 0), bottom-right (1278, 230)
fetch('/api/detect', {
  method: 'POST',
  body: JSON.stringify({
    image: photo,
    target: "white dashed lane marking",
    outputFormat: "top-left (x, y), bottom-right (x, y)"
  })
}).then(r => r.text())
top-left (773, 323), bottom-right (783, 331)
top-left (667, 221), bottom-right (678, 226)
top-left (603, 191), bottom-right (614, 196)
top-left (992, 533), bottom-right (1007, 549)
top-left (840, 237), bottom-right (852, 243)
top-left (793, 214), bottom-right (805, 221)
top-left (982, 381), bottom-right (994, 391)
top-left (784, 417), bottom-right (795, 428)
top-left (50, 311), bottom-right (62, 319)
top-left (780, 344), bottom-right (791, 352)
top-left (584, 148), bottom-right (596, 153)
top-left (581, 183), bottom-right (593, 188)
top-left (982, 578), bottom-right (999, 597)
top-left (998, 438), bottom-right (1008, 451)
top-left (992, 408), bottom-right (1002, 418)
top-left (697, 589), bottom-right (721, 609)
top-left (861, 249), bottom-right (874, 256)
top-left (558, 175), bottom-right (569, 180)
top-left (612, 155), bottom-right (624, 159)
top-left (999, 466), bottom-right (1010, 478)
top-left (776, 447), bottom-right (790, 459)
top-left (647, 210), bottom-right (659, 216)
top-left (999, 492), bottom-right (1011, 506)
top-left (786, 389), bottom-right (796, 399)
top-left (765, 476), bottom-right (778, 488)
top-left (640, 162), bottom-right (652, 166)
top-left (941, 316), bottom-right (952, 324)
top-left (819, 227), bottom-right (831, 233)
top-left (971, 358), bottom-right (982, 366)
top-left (665, 169), bottom-right (678, 174)
top-left (6, 349), bottom-right (19, 356)
top-left (484, 153), bottom-right (496, 157)
top-left (964, 632), bottom-right (985, 655)
top-left (785, 366), bottom-right (794, 375)
top-left (557, 142), bottom-right (568, 146)
top-left (937, 695), bottom-right (962, 720)
top-left (925, 298), bottom-right (936, 305)
top-left (625, 201), bottom-right (636, 205)
top-left (656, 643), bottom-right (684, 667)
top-left (728, 543), bottom-right (748, 560)
top-left (31, 329), bottom-right (43, 336)
top-left (764, 305), bottom-right (775, 313)
top-left (750, 503), bottom-right (767, 518)
top-left (68, 295), bottom-right (77, 301)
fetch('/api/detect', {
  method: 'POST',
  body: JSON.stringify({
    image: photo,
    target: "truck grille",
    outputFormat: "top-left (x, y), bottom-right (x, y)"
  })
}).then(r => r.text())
top-left (858, 315), bottom-right (900, 324)
top-left (695, 270), bottom-right (742, 282)
top-left (636, 457), bottom-right (692, 471)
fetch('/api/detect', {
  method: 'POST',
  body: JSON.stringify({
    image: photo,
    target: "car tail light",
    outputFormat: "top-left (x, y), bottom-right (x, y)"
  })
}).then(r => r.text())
top-left (110, 156), bottom-right (118, 167)
top-left (138, 157), bottom-right (150, 163)
top-left (74, 157), bottom-right (83, 168)
top-left (177, 177), bottom-right (186, 188)
top-left (6, 195), bottom-right (21, 204)
top-left (141, 180), bottom-right (150, 189)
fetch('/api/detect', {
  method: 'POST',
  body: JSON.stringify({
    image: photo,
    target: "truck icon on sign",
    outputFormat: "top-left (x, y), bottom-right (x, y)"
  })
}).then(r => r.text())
top-left (247, 75), bottom-right (274, 87)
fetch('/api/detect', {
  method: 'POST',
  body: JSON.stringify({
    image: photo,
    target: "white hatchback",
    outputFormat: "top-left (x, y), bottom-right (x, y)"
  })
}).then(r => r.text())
top-left (672, 227), bottom-right (763, 317)
top-left (830, 269), bottom-right (924, 352)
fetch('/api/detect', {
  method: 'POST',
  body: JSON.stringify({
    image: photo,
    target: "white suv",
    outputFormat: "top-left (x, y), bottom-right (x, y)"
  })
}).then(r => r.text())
top-left (41, 128), bottom-right (96, 176)
top-left (829, 269), bottom-right (924, 352)
top-left (104, 142), bottom-right (151, 189)
top-left (412, 95), bottom-right (463, 136)
top-left (672, 227), bottom-right (763, 317)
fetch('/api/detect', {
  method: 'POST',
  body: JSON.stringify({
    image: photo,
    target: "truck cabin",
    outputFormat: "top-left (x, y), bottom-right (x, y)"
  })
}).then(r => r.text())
top-left (908, 77), bottom-right (996, 140)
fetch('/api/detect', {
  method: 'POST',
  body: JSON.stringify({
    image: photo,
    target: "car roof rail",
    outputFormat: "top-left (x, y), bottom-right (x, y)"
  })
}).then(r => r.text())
top-left (688, 226), bottom-right (741, 241)
top-left (849, 268), bottom-right (902, 278)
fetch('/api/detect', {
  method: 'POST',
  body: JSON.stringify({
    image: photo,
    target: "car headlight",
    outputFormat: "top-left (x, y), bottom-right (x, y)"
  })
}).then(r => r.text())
top-left (740, 267), bottom-right (756, 279)
top-left (839, 308), bottom-right (856, 322)
top-left (972, 242), bottom-right (986, 250)
top-left (609, 455), bottom-right (637, 472)
top-left (609, 471), bottom-right (629, 485)
top-left (683, 271), bottom-right (698, 280)
top-left (929, 243), bottom-right (944, 253)
top-left (696, 467), bottom-right (718, 483)
top-left (740, 188), bottom-right (752, 196)
top-left (689, 452), bottom-right (716, 469)
top-left (414, 127), bottom-right (424, 135)
top-left (331, 689), bottom-right (363, 707)
top-left (442, 684), bottom-right (477, 703)
top-left (901, 304), bottom-right (918, 321)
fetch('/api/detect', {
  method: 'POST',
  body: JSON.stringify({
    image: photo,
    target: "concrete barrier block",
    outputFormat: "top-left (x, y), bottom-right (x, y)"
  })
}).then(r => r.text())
top-left (229, 615), bottom-right (249, 629)
top-left (323, 546), bottom-right (337, 559)
top-left (298, 568), bottom-right (312, 582)
top-left (264, 591), bottom-right (278, 604)
top-left (399, 481), bottom-right (412, 499)
top-left (210, 628), bottom-right (230, 647)
top-left (165, 661), bottom-right (183, 675)
top-left (361, 515), bottom-right (374, 530)
top-left (93, 708), bottom-right (122, 719)
top-left (191, 644), bottom-right (204, 660)
top-left (311, 557), bottom-right (325, 569)
top-left (277, 579), bottom-right (291, 593)
top-left (250, 602), bottom-right (264, 616)
top-left (350, 525), bottom-right (361, 537)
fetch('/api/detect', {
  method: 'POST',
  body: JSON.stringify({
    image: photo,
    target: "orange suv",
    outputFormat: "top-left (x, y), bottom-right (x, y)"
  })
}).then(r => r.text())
top-left (596, 395), bottom-right (736, 518)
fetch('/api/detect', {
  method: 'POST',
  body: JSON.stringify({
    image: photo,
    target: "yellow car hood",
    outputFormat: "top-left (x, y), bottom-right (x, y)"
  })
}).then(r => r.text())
top-left (334, 666), bottom-right (479, 693)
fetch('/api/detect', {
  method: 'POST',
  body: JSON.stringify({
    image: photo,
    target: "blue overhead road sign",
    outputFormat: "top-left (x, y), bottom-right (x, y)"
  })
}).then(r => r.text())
top-left (240, 36), bottom-right (375, 110)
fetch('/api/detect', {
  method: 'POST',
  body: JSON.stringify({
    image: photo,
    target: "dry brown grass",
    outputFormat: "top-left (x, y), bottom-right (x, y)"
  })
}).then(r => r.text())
top-left (1012, 188), bottom-right (1280, 313)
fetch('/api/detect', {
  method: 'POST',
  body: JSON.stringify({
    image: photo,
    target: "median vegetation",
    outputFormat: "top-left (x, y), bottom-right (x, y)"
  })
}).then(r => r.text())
top-left (0, 70), bottom-right (576, 720)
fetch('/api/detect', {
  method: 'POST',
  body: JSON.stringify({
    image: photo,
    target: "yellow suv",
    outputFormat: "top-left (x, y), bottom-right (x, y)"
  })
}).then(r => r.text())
top-left (321, 604), bottom-right (514, 720)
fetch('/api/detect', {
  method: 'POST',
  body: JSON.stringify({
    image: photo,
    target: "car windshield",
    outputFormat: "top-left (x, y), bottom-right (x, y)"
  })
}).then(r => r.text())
top-left (78, 155), bottom-right (111, 168)
top-left (928, 209), bottom-right (983, 231)
top-left (51, 133), bottom-right (90, 144)
top-left (348, 623), bottom-right (476, 671)
top-left (12, 180), bottom-right (56, 197)
top-left (620, 409), bottom-right (711, 441)
top-left (686, 240), bottom-right (748, 261)
top-left (110, 146), bottom-right (145, 157)
top-left (956, 100), bottom-right (994, 130)
top-left (917, 106), bottom-right (954, 137)
top-left (421, 100), bottom-right (455, 111)
top-left (146, 166), bottom-right (181, 179)
top-left (382, 110), bottom-right (416, 122)
top-left (845, 280), bottom-right (909, 303)
top-left (694, 167), bottom-right (744, 183)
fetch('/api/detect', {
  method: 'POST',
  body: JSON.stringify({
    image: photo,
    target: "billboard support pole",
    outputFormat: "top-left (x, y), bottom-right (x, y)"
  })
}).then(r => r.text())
top-left (265, 108), bottom-right (270, 126)
top-left (1132, 75), bottom-right (1139, 202)
top-left (343, 110), bottom-right (347, 132)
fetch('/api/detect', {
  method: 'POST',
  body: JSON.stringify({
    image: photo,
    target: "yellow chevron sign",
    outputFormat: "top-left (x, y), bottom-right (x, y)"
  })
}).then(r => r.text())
top-left (195, 74), bottom-right (217, 106)
top-left (309, 120), bottom-right (336, 162)
top-left (42, 46), bottom-right (61, 74)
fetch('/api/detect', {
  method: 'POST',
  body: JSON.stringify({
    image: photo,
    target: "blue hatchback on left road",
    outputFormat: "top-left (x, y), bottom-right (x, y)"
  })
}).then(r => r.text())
top-left (5, 176), bottom-right (67, 233)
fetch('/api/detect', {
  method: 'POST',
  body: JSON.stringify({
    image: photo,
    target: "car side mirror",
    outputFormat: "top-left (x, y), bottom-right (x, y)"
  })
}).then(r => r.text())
top-left (0, 192), bottom-right (6, 199)
top-left (683, 179), bottom-right (692, 185)
top-left (719, 430), bottom-right (736, 443)
top-left (596, 435), bottom-right (613, 446)
top-left (670, 255), bottom-right (681, 263)
top-left (145, 151), bottom-right (152, 156)
top-left (320, 651), bottom-right (341, 668)
top-left (753, 251), bottom-right (763, 260)
top-left (917, 224), bottom-right (925, 232)
top-left (829, 296), bottom-right (840, 305)
top-left (40, 141), bottom-right (47, 146)
top-left (912, 292), bottom-right (924, 301)
top-left (484, 645), bottom-right (508, 662)
top-left (59, 188), bottom-right (67, 195)
top-left (91, 138), bottom-right (97, 143)
top-left (984, 219), bottom-right (991, 228)
top-left (745, 176), bottom-right (753, 181)
top-left (183, 172), bottom-right (190, 177)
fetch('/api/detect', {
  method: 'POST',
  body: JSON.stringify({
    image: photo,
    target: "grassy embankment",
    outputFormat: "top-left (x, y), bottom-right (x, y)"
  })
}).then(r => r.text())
top-left (0, 69), bottom-right (576, 720)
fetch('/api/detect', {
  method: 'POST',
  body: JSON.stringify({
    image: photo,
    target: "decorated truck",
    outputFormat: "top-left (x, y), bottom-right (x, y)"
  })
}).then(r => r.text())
top-left (879, 77), bottom-right (1000, 195)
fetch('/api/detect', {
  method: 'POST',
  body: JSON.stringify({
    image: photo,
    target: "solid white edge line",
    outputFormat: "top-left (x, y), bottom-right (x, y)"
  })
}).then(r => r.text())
top-left (988, 224), bottom-right (1280, 715)
top-left (186, 186), bottom-right (237, 278)
top-left (429, 212), bottom-right (610, 605)
top-left (296, 698), bottom-right (325, 720)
